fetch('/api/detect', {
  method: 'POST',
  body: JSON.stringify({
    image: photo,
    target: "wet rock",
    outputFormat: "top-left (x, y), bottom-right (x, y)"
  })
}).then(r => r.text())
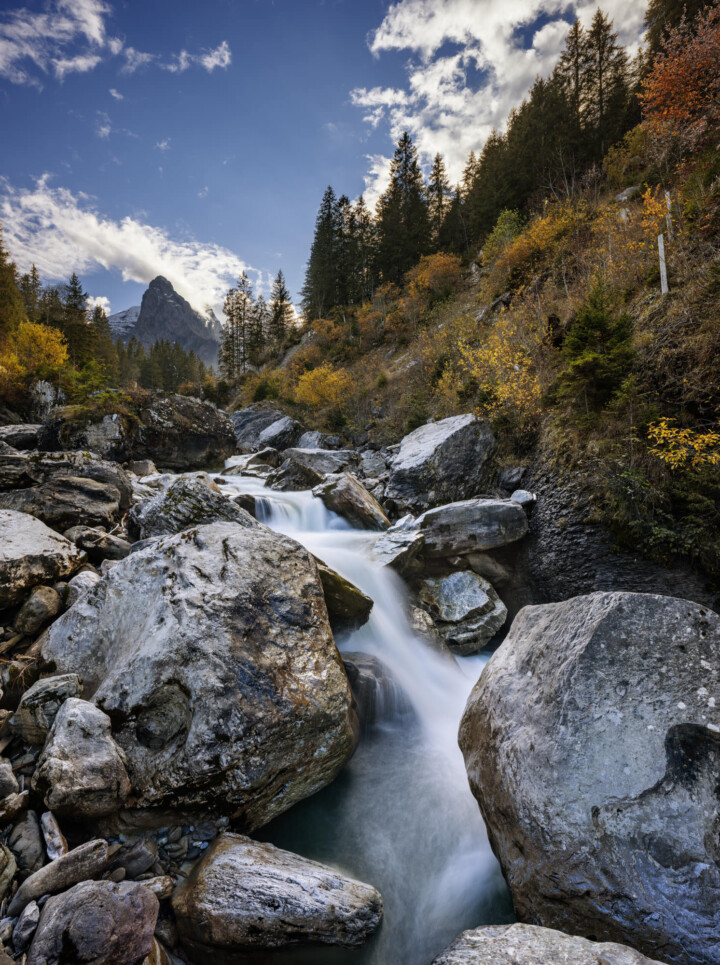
top-left (417, 572), bottom-right (507, 655)
top-left (0, 510), bottom-right (84, 609)
top-left (0, 425), bottom-right (41, 450)
top-left (106, 837), bottom-right (158, 879)
top-left (40, 522), bottom-right (357, 828)
top-left (13, 900), bottom-right (39, 954)
top-left (10, 674), bottom-right (83, 745)
top-left (384, 414), bottom-right (496, 514)
top-left (459, 592), bottom-right (720, 965)
top-left (9, 838), bottom-right (109, 916)
top-left (26, 879), bottom-right (158, 965)
top-left (0, 761), bottom-right (17, 799)
top-left (315, 559), bottom-right (373, 635)
top-left (127, 476), bottom-right (258, 540)
top-left (66, 569), bottom-right (100, 607)
top-left (172, 833), bottom-right (382, 957)
top-left (64, 525), bottom-right (131, 563)
top-left (510, 489), bottom-right (535, 508)
top-left (10, 811), bottom-right (46, 878)
top-left (33, 698), bottom-right (131, 818)
top-left (417, 498), bottom-right (528, 558)
top-left (223, 448), bottom-right (280, 473)
top-left (371, 526), bottom-right (425, 574)
top-left (40, 811), bottom-right (68, 861)
top-left (343, 652), bottom-right (412, 730)
top-left (432, 924), bottom-right (668, 965)
top-left (128, 459), bottom-right (157, 476)
top-left (313, 473), bottom-right (390, 531)
top-left (258, 414), bottom-right (304, 451)
top-left (0, 844), bottom-right (16, 901)
top-left (13, 585), bottom-right (62, 635)
top-left (231, 407), bottom-right (288, 451)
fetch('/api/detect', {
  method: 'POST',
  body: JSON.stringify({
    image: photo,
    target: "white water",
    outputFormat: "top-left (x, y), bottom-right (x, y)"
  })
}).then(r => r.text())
top-left (217, 465), bottom-right (513, 964)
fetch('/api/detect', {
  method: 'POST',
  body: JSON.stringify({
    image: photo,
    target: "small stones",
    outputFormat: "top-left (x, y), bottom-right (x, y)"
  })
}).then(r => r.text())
top-left (13, 586), bottom-right (62, 636)
top-left (8, 839), bottom-right (109, 916)
top-left (10, 674), bottom-right (83, 746)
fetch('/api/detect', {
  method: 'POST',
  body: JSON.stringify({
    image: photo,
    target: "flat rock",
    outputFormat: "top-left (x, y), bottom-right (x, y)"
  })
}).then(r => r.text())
top-left (459, 592), bottom-right (720, 965)
top-left (0, 510), bottom-right (85, 609)
top-left (26, 879), bottom-right (158, 965)
top-left (40, 522), bottom-right (357, 828)
top-left (313, 473), bottom-right (390, 531)
top-left (371, 526), bottom-right (425, 573)
top-left (417, 571), bottom-right (507, 655)
top-left (33, 698), bottom-right (131, 818)
top-left (127, 476), bottom-right (258, 539)
top-left (384, 414), bottom-right (496, 514)
top-left (417, 498), bottom-right (528, 558)
top-left (9, 838), bottom-right (109, 916)
top-left (0, 425), bottom-right (41, 449)
top-left (171, 832), bottom-right (382, 956)
top-left (432, 924), bottom-right (668, 964)
top-left (64, 525), bottom-right (131, 563)
top-left (10, 673), bottom-right (83, 745)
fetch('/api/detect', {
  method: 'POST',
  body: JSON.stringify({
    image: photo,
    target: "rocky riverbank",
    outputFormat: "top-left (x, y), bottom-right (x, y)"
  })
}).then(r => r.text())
top-left (0, 394), bottom-right (716, 963)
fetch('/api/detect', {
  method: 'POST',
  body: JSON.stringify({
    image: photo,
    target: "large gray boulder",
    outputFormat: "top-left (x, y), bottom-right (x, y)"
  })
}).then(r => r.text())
top-left (257, 414), bottom-right (304, 451)
top-left (0, 425), bottom-right (42, 450)
top-left (172, 833), bottom-right (382, 958)
top-left (232, 407), bottom-right (287, 451)
top-left (459, 592), bottom-right (720, 965)
top-left (384, 414), bottom-right (496, 514)
top-left (417, 498), bottom-right (528, 558)
top-left (267, 448), bottom-right (358, 491)
top-left (432, 924), bottom-right (668, 965)
top-left (371, 524), bottom-right (425, 574)
top-left (127, 476), bottom-right (258, 539)
top-left (313, 473), bottom-right (390, 531)
top-left (10, 674), bottom-right (83, 745)
top-left (32, 698), bottom-right (131, 818)
top-left (40, 522), bottom-right (357, 828)
top-left (0, 510), bottom-right (84, 609)
top-left (416, 571), bottom-right (507, 654)
top-left (27, 880), bottom-right (158, 965)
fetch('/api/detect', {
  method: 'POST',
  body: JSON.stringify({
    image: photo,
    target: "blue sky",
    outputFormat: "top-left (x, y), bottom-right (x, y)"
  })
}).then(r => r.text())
top-left (0, 0), bottom-right (646, 318)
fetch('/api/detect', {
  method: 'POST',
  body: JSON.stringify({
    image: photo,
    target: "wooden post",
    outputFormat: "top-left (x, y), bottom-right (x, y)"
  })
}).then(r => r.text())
top-left (658, 234), bottom-right (669, 295)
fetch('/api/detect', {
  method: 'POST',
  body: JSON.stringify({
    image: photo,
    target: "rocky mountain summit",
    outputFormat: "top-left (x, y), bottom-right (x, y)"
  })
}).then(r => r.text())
top-left (108, 276), bottom-right (222, 366)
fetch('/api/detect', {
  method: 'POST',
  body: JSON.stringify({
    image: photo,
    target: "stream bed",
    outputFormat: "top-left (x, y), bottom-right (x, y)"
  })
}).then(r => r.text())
top-left (216, 466), bottom-right (514, 964)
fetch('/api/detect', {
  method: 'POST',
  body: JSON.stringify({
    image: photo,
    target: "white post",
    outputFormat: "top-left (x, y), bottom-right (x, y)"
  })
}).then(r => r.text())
top-left (658, 234), bottom-right (669, 295)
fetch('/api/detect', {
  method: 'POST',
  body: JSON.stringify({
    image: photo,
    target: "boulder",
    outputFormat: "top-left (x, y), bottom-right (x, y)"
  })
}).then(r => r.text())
top-left (0, 510), bottom-right (84, 609)
top-left (359, 449), bottom-right (388, 479)
top-left (128, 459), bottom-right (157, 476)
top-left (417, 571), bottom-right (507, 655)
top-left (127, 477), bottom-right (258, 540)
top-left (0, 761), bottom-right (18, 799)
top-left (9, 839), bottom-right (109, 916)
top-left (315, 559), bottom-right (373, 634)
top-left (65, 569), bottom-right (100, 607)
top-left (371, 526), bottom-right (425, 574)
top-left (343, 652), bottom-right (413, 730)
top-left (12, 900), bottom-right (40, 954)
top-left (33, 698), bottom-right (131, 818)
top-left (459, 592), bottom-right (720, 965)
top-left (9, 812), bottom-right (45, 878)
top-left (13, 585), bottom-right (62, 635)
top-left (10, 674), bottom-right (83, 745)
top-left (232, 407), bottom-right (287, 451)
top-left (26, 880), bottom-right (158, 965)
top-left (0, 425), bottom-right (41, 450)
top-left (268, 448), bottom-right (358, 492)
top-left (0, 845), bottom-right (16, 902)
top-left (297, 430), bottom-right (332, 449)
top-left (64, 525), bottom-right (131, 563)
top-left (0, 450), bottom-right (132, 509)
top-left (171, 833), bottom-right (382, 957)
top-left (384, 414), bottom-right (496, 514)
top-left (0, 475), bottom-right (124, 530)
top-left (313, 473), bottom-right (390, 531)
top-left (417, 498), bottom-right (528, 558)
top-left (431, 924), bottom-right (668, 965)
top-left (40, 522), bottom-right (357, 828)
top-left (258, 414), bottom-right (304, 451)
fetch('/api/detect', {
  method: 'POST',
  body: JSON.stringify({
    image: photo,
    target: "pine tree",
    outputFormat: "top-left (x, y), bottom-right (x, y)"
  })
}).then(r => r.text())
top-left (301, 186), bottom-right (339, 321)
top-left (248, 294), bottom-right (269, 365)
top-left (0, 226), bottom-right (28, 339)
top-left (18, 265), bottom-right (42, 324)
top-left (556, 19), bottom-right (589, 151)
top-left (645, 0), bottom-right (713, 57)
top-left (61, 272), bottom-right (95, 365)
top-left (353, 196), bottom-right (377, 302)
top-left (427, 154), bottom-right (452, 251)
top-left (89, 304), bottom-right (118, 382)
top-left (269, 270), bottom-right (293, 346)
top-left (584, 11), bottom-right (629, 158)
top-left (220, 272), bottom-right (253, 381)
top-left (375, 131), bottom-right (430, 283)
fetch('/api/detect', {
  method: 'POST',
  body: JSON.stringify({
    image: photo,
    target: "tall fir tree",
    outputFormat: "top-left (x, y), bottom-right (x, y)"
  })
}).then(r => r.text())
top-left (427, 154), bottom-right (452, 251)
top-left (301, 186), bottom-right (339, 321)
top-left (18, 265), bottom-right (42, 324)
top-left (220, 272), bottom-right (253, 381)
top-left (584, 11), bottom-right (629, 158)
top-left (353, 196), bottom-right (377, 303)
top-left (0, 226), bottom-right (27, 339)
top-left (62, 272), bottom-right (95, 365)
top-left (375, 131), bottom-right (430, 284)
top-left (268, 270), bottom-right (293, 345)
top-left (645, 0), bottom-right (713, 56)
top-left (248, 294), bottom-right (269, 365)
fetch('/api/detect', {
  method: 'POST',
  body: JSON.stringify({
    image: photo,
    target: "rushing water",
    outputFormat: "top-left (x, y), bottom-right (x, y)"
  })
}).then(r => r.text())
top-left (216, 464), bottom-right (514, 965)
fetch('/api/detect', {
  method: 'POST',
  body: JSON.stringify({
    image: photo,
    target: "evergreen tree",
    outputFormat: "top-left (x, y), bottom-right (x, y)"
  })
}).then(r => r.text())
top-left (18, 265), bottom-right (42, 324)
top-left (301, 186), bottom-right (339, 320)
top-left (556, 19), bottom-right (589, 153)
top-left (89, 304), bottom-right (118, 383)
top-left (220, 272), bottom-right (253, 381)
top-left (268, 270), bottom-right (293, 346)
top-left (61, 272), bottom-right (95, 365)
top-left (0, 227), bottom-right (27, 339)
top-left (375, 131), bottom-right (430, 283)
top-left (427, 154), bottom-right (452, 250)
top-left (248, 294), bottom-right (269, 365)
top-left (584, 11), bottom-right (629, 158)
top-left (353, 196), bottom-right (377, 302)
top-left (438, 187), bottom-right (468, 255)
top-left (645, 0), bottom-right (713, 56)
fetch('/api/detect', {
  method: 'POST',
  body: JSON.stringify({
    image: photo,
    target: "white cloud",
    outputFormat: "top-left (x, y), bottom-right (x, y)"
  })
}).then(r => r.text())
top-left (87, 293), bottom-right (110, 314)
top-left (0, 176), bottom-right (264, 316)
top-left (162, 40), bottom-right (231, 74)
top-left (354, 0), bottom-right (646, 195)
top-left (108, 86), bottom-right (122, 99)
top-left (197, 186), bottom-right (209, 198)
top-left (361, 154), bottom-right (393, 211)
top-left (155, 138), bottom-right (170, 152)
top-left (120, 46), bottom-right (155, 74)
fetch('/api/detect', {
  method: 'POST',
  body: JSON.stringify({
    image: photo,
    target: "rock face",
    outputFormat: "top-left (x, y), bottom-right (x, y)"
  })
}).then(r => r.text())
top-left (40, 522), bottom-right (357, 828)
top-left (0, 510), bottom-right (84, 609)
top-left (33, 698), bottom-right (131, 818)
top-left (127, 477), bottom-right (258, 539)
top-left (432, 924), bottom-right (669, 965)
top-left (417, 572), bottom-right (507, 654)
top-left (0, 425), bottom-right (42, 449)
top-left (172, 833), bottom-right (383, 957)
top-left (459, 592), bottom-right (720, 965)
top-left (384, 415), bottom-right (496, 514)
top-left (313, 473), bottom-right (390, 531)
top-left (418, 498), bottom-right (528, 558)
top-left (315, 559), bottom-right (373, 635)
top-left (27, 880), bottom-right (158, 965)
top-left (371, 525), bottom-right (425, 573)
top-left (133, 395), bottom-right (236, 470)
top-left (231, 406), bottom-right (305, 453)
top-left (110, 275), bottom-right (222, 366)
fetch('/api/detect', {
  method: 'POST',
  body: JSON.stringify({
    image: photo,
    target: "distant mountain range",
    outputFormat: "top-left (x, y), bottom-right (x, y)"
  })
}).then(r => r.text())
top-left (109, 276), bottom-right (222, 366)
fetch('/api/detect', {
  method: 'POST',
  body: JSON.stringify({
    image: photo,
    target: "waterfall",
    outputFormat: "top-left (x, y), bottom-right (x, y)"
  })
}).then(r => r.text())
top-left (216, 469), bottom-right (513, 964)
